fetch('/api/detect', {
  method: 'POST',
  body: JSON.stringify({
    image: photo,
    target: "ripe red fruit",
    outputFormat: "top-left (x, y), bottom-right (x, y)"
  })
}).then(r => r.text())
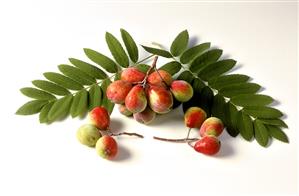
top-left (121, 67), bottom-right (146, 83)
top-left (194, 136), bottom-right (221, 155)
top-left (96, 135), bottom-right (118, 160)
top-left (199, 117), bottom-right (224, 137)
top-left (184, 107), bottom-right (207, 128)
top-left (106, 80), bottom-right (132, 104)
top-left (89, 106), bottom-right (110, 130)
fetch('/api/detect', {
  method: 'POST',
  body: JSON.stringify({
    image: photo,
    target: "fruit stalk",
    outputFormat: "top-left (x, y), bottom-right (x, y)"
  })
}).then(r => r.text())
top-left (153, 136), bottom-right (198, 143)
top-left (140, 56), bottom-right (158, 88)
top-left (110, 132), bottom-right (144, 138)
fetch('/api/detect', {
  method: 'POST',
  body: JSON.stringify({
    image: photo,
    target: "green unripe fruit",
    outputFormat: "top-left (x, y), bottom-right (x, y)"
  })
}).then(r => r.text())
top-left (76, 124), bottom-right (102, 147)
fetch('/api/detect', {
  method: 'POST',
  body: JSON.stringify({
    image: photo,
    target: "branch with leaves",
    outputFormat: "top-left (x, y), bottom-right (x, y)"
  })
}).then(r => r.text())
top-left (16, 29), bottom-right (288, 147)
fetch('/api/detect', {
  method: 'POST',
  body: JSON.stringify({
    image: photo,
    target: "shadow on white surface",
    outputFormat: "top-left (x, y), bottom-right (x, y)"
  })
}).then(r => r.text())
top-left (114, 145), bottom-right (131, 162)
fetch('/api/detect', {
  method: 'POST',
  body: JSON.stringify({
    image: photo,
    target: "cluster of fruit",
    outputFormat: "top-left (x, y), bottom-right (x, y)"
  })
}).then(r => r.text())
top-left (184, 107), bottom-right (224, 155)
top-left (76, 107), bottom-right (118, 160)
top-left (106, 58), bottom-right (194, 124)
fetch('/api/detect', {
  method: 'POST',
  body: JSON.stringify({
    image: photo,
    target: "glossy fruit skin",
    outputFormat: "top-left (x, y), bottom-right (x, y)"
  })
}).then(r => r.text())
top-left (89, 106), bottom-right (110, 130)
top-left (184, 107), bottom-right (207, 128)
top-left (121, 67), bottom-right (146, 83)
top-left (133, 107), bottom-right (156, 124)
top-left (106, 80), bottom-right (132, 104)
top-left (118, 104), bottom-right (133, 116)
top-left (96, 135), bottom-right (118, 160)
top-left (77, 124), bottom-right (102, 147)
top-left (170, 80), bottom-right (193, 102)
top-left (147, 85), bottom-right (173, 114)
top-left (125, 85), bottom-right (147, 113)
top-left (147, 70), bottom-right (173, 87)
top-left (199, 117), bottom-right (224, 137)
top-left (194, 136), bottom-right (221, 155)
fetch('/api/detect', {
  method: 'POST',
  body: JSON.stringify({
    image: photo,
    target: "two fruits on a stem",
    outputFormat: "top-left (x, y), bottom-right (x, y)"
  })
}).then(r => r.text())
top-left (106, 57), bottom-right (194, 124)
top-left (184, 107), bottom-right (224, 155)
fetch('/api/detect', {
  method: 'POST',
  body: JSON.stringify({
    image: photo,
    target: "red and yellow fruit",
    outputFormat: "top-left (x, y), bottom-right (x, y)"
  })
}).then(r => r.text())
top-left (96, 135), bottom-right (118, 160)
top-left (199, 117), bottom-right (224, 137)
top-left (89, 106), bottom-right (110, 130)
top-left (170, 80), bottom-right (193, 102)
top-left (133, 107), bottom-right (156, 124)
top-left (121, 67), bottom-right (145, 83)
top-left (184, 107), bottom-right (207, 128)
top-left (125, 85), bottom-right (147, 113)
top-left (118, 104), bottom-right (133, 116)
top-left (147, 70), bottom-right (173, 86)
top-left (106, 80), bottom-right (132, 104)
top-left (194, 136), bottom-right (221, 155)
top-left (147, 85), bottom-right (173, 114)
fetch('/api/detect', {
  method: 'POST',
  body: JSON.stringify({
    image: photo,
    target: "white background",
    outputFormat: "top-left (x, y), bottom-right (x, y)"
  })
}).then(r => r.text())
top-left (0, 1), bottom-right (297, 195)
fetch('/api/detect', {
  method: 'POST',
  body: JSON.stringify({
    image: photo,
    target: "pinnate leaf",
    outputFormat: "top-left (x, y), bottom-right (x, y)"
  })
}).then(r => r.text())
top-left (58, 64), bottom-right (95, 85)
top-left (198, 59), bottom-right (236, 81)
top-left (88, 84), bottom-right (102, 111)
top-left (136, 64), bottom-right (150, 73)
top-left (43, 72), bottom-right (83, 90)
top-left (141, 45), bottom-right (172, 58)
top-left (84, 48), bottom-right (118, 73)
top-left (69, 58), bottom-right (107, 79)
top-left (106, 32), bottom-right (129, 67)
top-left (16, 100), bottom-right (48, 115)
top-left (20, 87), bottom-right (56, 100)
top-left (32, 80), bottom-right (70, 96)
top-left (177, 71), bottom-right (194, 84)
top-left (170, 30), bottom-right (189, 56)
top-left (180, 42), bottom-right (211, 64)
top-left (101, 79), bottom-right (114, 114)
top-left (48, 95), bottom-right (73, 121)
top-left (189, 49), bottom-right (222, 73)
top-left (159, 61), bottom-right (182, 75)
top-left (231, 94), bottom-right (273, 107)
top-left (120, 29), bottom-right (139, 63)
top-left (259, 118), bottom-right (288, 128)
top-left (254, 120), bottom-right (269, 147)
top-left (70, 89), bottom-right (88, 118)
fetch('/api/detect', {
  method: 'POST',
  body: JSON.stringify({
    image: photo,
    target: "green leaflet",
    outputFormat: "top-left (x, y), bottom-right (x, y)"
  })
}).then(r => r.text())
top-left (224, 102), bottom-right (239, 137)
top-left (88, 84), bottom-right (102, 111)
top-left (208, 74), bottom-right (250, 89)
top-left (198, 59), bottom-right (237, 81)
top-left (106, 32), bottom-right (129, 67)
top-left (159, 61), bottom-right (182, 75)
top-left (219, 83), bottom-right (261, 98)
top-left (254, 120), bottom-right (269, 147)
top-left (211, 94), bottom-right (226, 120)
top-left (192, 78), bottom-right (206, 93)
top-left (58, 64), bottom-right (95, 85)
top-left (189, 49), bottom-right (222, 73)
top-left (48, 95), bottom-right (73, 121)
top-left (39, 101), bottom-right (55, 123)
top-left (16, 100), bottom-right (49, 115)
top-left (231, 94), bottom-right (273, 107)
top-left (136, 64), bottom-right (151, 73)
top-left (180, 42), bottom-right (211, 64)
top-left (259, 118), bottom-right (288, 128)
top-left (243, 106), bottom-right (283, 118)
top-left (20, 87), bottom-right (56, 100)
top-left (69, 58), bottom-right (107, 79)
top-left (120, 29), bottom-right (139, 63)
top-left (70, 89), bottom-right (88, 118)
top-left (170, 30), bottom-right (189, 57)
top-left (197, 86), bottom-right (214, 117)
top-left (141, 45), bottom-right (172, 58)
top-left (43, 72), bottom-right (83, 90)
top-left (237, 111), bottom-right (254, 141)
top-left (266, 125), bottom-right (289, 143)
top-left (32, 80), bottom-right (70, 96)
top-left (84, 48), bottom-right (118, 73)
top-left (101, 79), bottom-right (114, 114)
top-left (177, 70), bottom-right (194, 84)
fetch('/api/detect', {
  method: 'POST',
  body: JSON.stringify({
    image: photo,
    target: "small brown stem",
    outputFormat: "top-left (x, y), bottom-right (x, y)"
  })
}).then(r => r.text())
top-left (140, 56), bottom-right (158, 88)
top-left (153, 136), bottom-right (198, 143)
top-left (110, 132), bottom-right (144, 138)
top-left (188, 141), bottom-right (195, 148)
top-left (154, 67), bottom-right (170, 88)
top-left (185, 127), bottom-right (192, 142)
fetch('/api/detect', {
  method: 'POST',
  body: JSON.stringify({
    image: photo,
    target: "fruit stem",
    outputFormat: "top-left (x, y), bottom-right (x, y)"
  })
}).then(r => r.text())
top-left (185, 127), bottom-right (192, 142)
top-left (154, 66), bottom-right (170, 88)
top-left (153, 136), bottom-right (198, 143)
top-left (136, 54), bottom-right (155, 64)
top-left (110, 132), bottom-right (144, 138)
top-left (140, 56), bottom-right (158, 88)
